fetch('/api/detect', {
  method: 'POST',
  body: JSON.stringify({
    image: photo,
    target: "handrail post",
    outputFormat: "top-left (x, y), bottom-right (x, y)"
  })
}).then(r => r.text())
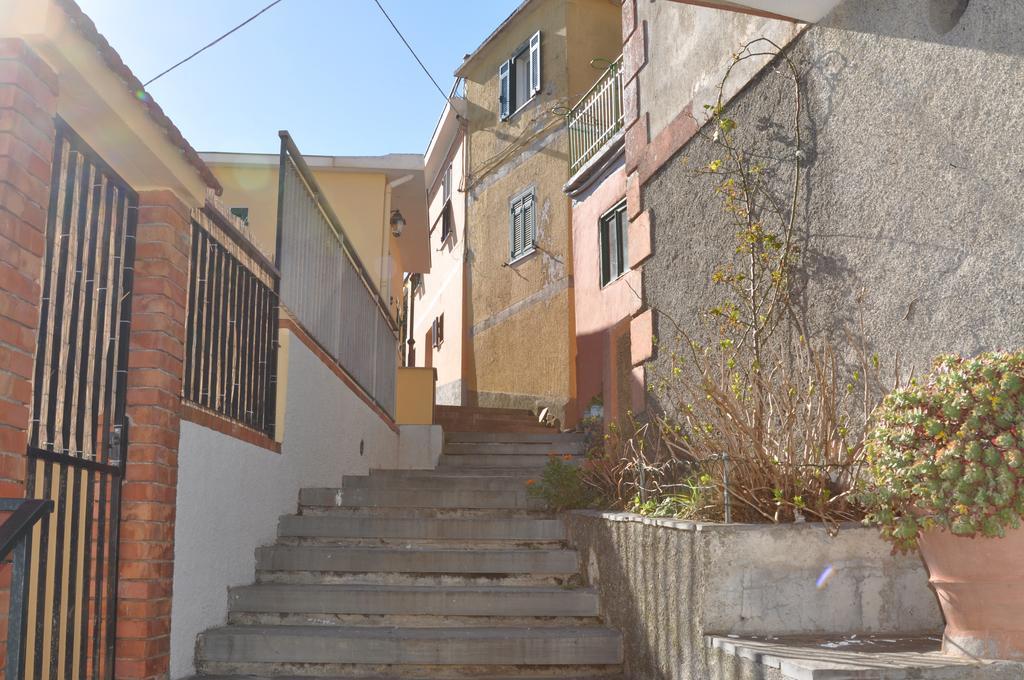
top-left (6, 538), bottom-right (30, 680)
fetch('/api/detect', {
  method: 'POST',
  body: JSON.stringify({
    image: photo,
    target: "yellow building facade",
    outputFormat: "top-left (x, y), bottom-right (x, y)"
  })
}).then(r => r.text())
top-left (456, 0), bottom-right (621, 424)
top-left (201, 151), bottom-right (429, 320)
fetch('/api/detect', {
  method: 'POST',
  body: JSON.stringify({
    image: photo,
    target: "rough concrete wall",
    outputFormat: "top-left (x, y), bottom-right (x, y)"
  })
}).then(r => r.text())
top-left (636, 0), bottom-right (802, 142)
top-left (170, 335), bottom-right (399, 679)
top-left (641, 0), bottom-right (1024, 394)
top-left (701, 523), bottom-right (941, 636)
top-left (707, 648), bottom-right (787, 680)
top-left (565, 512), bottom-right (941, 680)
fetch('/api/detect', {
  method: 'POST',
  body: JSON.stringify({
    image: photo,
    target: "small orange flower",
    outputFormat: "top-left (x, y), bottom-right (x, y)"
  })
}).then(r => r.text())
top-left (562, 454), bottom-right (573, 461)
top-left (525, 479), bottom-right (536, 486)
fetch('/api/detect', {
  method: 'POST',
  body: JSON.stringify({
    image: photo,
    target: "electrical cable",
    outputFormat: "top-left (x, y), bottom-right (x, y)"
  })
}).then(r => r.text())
top-left (370, 0), bottom-right (451, 104)
top-left (143, 0), bottom-right (286, 87)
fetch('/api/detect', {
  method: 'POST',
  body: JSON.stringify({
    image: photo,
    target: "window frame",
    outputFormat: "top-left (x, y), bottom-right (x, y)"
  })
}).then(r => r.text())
top-left (432, 313), bottom-right (445, 349)
top-left (499, 31), bottom-right (541, 121)
top-left (508, 187), bottom-right (538, 264)
top-left (599, 200), bottom-right (629, 287)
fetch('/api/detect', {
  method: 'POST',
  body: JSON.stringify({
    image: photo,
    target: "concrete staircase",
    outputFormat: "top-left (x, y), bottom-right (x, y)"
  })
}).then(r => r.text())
top-left (191, 422), bottom-right (623, 679)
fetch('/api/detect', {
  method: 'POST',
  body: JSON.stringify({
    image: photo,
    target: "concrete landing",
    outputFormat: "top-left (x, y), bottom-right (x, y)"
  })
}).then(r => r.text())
top-left (708, 634), bottom-right (1024, 680)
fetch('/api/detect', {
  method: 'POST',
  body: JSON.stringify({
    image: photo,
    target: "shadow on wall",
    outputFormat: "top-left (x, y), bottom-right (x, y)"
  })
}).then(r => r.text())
top-left (640, 0), bottom-right (1024, 409)
top-left (824, 0), bottom-right (1020, 56)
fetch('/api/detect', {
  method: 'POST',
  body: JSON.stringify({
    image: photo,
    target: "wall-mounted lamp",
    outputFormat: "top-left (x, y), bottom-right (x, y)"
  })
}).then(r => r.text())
top-left (390, 209), bottom-right (406, 237)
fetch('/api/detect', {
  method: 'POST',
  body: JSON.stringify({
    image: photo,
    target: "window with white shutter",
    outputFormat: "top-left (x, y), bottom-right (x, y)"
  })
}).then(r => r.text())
top-left (499, 31), bottom-right (541, 120)
top-left (509, 188), bottom-right (537, 262)
top-left (529, 31), bottom-right (541, 95)
top-left (499, 61), bottom-right (511, 120)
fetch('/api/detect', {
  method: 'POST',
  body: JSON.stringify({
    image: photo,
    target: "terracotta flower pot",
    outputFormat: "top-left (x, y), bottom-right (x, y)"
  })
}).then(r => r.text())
top-left (918, 524), bottom-right (1024, 659)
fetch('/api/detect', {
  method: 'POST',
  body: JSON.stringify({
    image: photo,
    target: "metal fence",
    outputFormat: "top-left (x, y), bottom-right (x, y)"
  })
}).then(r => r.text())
top-left (567, 55), bottom-right (624, 175)
top-left (24, 117), bottom-right (135, 680)
top-left (182, 205), bottom-right (280, 437)
top-left (275, 132), bottom-right (398, 417)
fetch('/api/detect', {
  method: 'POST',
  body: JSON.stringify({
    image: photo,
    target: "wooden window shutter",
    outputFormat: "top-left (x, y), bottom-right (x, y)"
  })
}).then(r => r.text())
top-left (499, 61), bottom-right (511, 120)
top-left (511, 198), bottom-right (524, 258)
top-left (529, 31), bottom-right (541, 95)
top-left (523, 192), bottom-right (536, 249)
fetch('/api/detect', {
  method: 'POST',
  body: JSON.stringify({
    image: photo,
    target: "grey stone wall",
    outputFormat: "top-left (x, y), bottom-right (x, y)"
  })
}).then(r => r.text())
top-left (641, 0), bottom-right (1024, 397)
top-left (565, 511), bottom-right (942, 680)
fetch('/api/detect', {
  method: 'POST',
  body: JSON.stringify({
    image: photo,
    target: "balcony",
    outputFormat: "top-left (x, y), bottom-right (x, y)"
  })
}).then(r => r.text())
top-left (567, 55), bottom-right (623, 176)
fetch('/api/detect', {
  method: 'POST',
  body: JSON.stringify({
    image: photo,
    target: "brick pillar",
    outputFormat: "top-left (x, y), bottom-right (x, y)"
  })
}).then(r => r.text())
top-left (116, 190), bottom-right (191, 680)
top-left (0, 36), bottom-right (57, 668)
top-left (0, 38), bottom-right (57, 496)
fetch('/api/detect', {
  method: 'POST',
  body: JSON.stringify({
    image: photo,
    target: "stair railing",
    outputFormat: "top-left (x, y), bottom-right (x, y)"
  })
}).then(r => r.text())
top-left (0, 498), bottom-right (53, 680)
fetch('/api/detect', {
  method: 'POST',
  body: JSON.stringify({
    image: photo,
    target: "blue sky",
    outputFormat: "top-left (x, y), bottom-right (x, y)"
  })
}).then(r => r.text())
top-left (75, 0), bottom-right (521, 157)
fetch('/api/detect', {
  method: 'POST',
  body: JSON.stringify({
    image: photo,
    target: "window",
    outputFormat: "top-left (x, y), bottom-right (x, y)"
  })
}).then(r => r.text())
top-left (599, 201), bottom-right (629, 286)
top-left (230, 207), bottom-right (249, 225)
top-left (440, 163), bottom-right (454, 243)
top-left (432, 314), bottom-right (444, 348)
top-left (440, 202), bottom-right (454, 243)
top-left (509, 188), bottom-right (537, 261)
top-left (499, 31), bottom-right (541, 120)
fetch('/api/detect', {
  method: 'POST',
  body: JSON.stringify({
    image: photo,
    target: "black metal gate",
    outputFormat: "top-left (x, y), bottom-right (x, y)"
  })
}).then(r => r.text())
top-left (23, 118), bottom-right (138, 680)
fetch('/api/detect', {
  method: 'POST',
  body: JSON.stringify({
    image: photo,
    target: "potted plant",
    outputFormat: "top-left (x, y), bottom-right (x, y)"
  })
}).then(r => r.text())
top-left (860, 350), bottom-right (1024, 659)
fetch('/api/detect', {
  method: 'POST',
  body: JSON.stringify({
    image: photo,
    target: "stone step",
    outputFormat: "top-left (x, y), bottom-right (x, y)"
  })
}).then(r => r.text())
top-left (351, 472), bottom-right (533, 492)
top-left (196, 625), bottom-right (623, 667)
top-left (255, 545), bottom-right (580, 575)
top-left (298, 505), bottom-right (553, 520)
top-left (228, 584), bottom-right (600, 619)
top-left (435, 406), bottom-right (537, 418)
top-left (190, 674), bottom-right (621, 680)
top-left (443, 442), bottom-right (586, 455)
top-left (445, 431), bottom-right (586, 444)
top-left (370, 467), bottom-right (553, 479)
top-left (437, 453), bottom-right (579, 469)
top-left (256, 571), bottom-right (577, 588)
top-left (278, 514), bottom-right (564, 542)
top-left (301, 487), bottom-right (542, 511)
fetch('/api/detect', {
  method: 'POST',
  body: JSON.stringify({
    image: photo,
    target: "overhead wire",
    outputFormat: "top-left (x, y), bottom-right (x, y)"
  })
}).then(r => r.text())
top-left (143, 0), bottom-right (287, 87)
top-left (370, 0), bottom-right (451, 105)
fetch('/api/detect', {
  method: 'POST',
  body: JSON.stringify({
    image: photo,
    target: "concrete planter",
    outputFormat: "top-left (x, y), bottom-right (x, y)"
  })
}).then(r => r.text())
top-left (565, 511), bottom-right (944, 680)
top-left (918, 525), bottom-right (1024, 660)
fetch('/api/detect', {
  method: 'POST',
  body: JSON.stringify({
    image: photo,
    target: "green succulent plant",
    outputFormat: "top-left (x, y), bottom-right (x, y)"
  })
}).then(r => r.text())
top-left (860, 351), bottom-right (1024, 551)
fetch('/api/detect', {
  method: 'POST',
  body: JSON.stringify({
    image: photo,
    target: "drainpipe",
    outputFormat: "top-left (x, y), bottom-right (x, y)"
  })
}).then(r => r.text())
top-left (407, 274), bottom-right (417, 366)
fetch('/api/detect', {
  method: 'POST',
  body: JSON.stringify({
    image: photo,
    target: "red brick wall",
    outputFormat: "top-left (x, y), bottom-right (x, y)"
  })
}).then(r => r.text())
top-left (117, 189), bottom-right (191, 680)
top-left (0, 35), bottom-right (57, 671)
top-left (0, 38), bottom-right (56, 495)
top-left (0, 37), bottom-right (199, 680)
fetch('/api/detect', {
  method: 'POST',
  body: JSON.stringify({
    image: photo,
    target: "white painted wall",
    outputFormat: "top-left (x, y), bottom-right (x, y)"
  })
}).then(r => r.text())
top-left (169, 330), bottom-right (399, 679)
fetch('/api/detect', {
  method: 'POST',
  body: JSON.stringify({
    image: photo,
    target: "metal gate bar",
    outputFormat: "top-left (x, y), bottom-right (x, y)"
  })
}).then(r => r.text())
top-left (23, 118), bottom-right (137, 680)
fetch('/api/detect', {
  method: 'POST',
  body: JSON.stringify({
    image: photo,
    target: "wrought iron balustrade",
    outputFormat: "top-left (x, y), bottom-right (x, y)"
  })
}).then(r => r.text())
top-left (567, 55), bottom-right (624, 175)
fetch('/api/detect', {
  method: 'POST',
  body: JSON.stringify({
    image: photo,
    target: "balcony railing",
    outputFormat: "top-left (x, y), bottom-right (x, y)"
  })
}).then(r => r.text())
top-left (567, 55), bottom-right (624, 175)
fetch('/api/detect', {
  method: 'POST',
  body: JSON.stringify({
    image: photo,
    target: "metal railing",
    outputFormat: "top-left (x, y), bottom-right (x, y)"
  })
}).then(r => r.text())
top-left (567, 55), bottom-right (624, 175)
top-left (276, 132), bottom-right (399, 417)
top-left (182, 203), bottom-right (280, 438)
top-left (0, 499), bottom-right (52, 680)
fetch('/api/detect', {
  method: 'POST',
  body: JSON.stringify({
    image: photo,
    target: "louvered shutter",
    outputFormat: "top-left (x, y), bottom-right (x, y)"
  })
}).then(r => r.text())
top-left (499, 60), bottom-right (511, 120)
top-left (523, 193), bottom-right (536, 250)
top-left (529, 31), bottom-right (541, 95)
top-left (511, 198), bottom-right (524, 258)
